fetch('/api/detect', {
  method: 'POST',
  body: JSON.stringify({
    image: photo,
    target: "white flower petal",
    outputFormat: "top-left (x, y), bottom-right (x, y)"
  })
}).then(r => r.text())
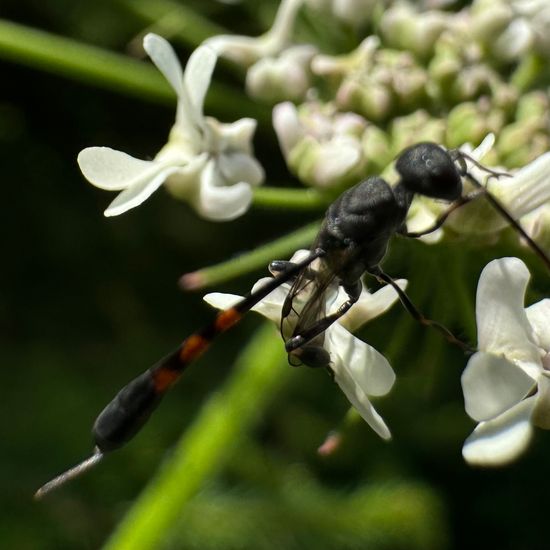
top-left (249, 278), bottom-right (290, 323)
top-left (462, 397), bottom-right (535, 466)
top-left (476, 257), bottom-right (540, 362)
top-left (183, 46), bottom-right (217, 114)
top-left (218, 117), bottom-right (258, 153)
top-left (273, 102), bottom-right (302, 157)
top-left (218, 152), bottom-right (264, 187)
top-left (525, 298), bottom-right (550, 351)
top-left (340, 279), bottom-right (407, 333)
top-left (267, 0), bottom-right (303, 51)
top-left (468, 133), bottom-right (495, 161)
top-left (532, 373), bottom-right (550, 429)
top-left (104, 167), bottom-right (178, 217)
top-left (203, 292), bottom-right (241, 310)
top-left (332, 363), bottom-right (392, 439)
top-left (143, 33), bottom-right (184, 97)
top-left (193, 160), bottom-right (253, 221)
top-left (461, 351), bottom-right (536, 422)
top-left (494, 18), bottom-right (533, 60)
top-left (496, 152), bottom-right (550, 218)
top-left (204, 34), bottom-right (262, 66)
top-left (328, 323), bottom-right (395, 397)
top-left (143, 34), bottom-right (202, 141)
top-left (312, 137), bottom-right (361, 187)
top-left (77, 147), bottom-right (164, 191)
top-left (204, 284), bottom-right (290, 325)
top-left (404, 199), bottom-right (444, 244)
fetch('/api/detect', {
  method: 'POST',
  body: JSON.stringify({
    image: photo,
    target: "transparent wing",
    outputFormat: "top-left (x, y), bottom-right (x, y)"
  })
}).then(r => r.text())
top-left (280, 243), bottom-right (363, 361)
top-left (280, 257), bottom-right (333, 344)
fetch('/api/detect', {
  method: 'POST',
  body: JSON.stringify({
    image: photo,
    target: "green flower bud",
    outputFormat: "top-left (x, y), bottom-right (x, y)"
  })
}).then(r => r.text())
top-left (361, 125), bottom-right (392, 175)
top-left (497, 120), bottom-right (550, 168)
top-left (446, 101), bottom-right (505, 149)
top-left (390, 110), bottom-right (446, 156)
top-left (380, 2), bottom-right (450, 59)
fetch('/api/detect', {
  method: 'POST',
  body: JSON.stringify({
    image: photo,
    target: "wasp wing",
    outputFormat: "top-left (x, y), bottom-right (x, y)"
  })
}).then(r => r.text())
top-left (280, 245), bottom-right (364, 366)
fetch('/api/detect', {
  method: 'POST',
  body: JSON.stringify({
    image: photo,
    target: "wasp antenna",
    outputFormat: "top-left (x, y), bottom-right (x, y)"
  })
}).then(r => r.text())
top-left (450, 149), bottom-right (511, 179)
top-left (34, 447), bottom-right (104, 500)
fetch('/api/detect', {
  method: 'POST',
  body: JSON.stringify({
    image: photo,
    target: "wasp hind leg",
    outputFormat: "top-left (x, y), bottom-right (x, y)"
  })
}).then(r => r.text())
top-left (370, 267), bottom-right (474, 353)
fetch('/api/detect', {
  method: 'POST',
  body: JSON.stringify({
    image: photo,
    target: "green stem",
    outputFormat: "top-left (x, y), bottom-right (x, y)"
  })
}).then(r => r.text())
top-left (103, 323), bottom-right (290, 550)
top-left (180, 220), bottom-right (321, 289)
top-left (252, 186), bottom-right (330, 210)
top-left (120, 0), bottom-right (227, 47)
top-left (0, 19), bottom-right (268, 122)
top-left (0, 19), bottom-right (172, 104)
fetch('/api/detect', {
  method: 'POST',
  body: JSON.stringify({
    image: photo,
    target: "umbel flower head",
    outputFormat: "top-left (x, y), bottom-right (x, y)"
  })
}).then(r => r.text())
top-left (204, 250), bottom-right (407, 439)
top-left (78, 33), bottom-right (264, 221)
top-left (461, 257), bottom-right (550, 466)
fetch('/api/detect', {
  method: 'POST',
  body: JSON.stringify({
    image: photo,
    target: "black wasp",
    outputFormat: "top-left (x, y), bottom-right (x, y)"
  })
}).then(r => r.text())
top-left (35, 142), bottom-right (549, 498)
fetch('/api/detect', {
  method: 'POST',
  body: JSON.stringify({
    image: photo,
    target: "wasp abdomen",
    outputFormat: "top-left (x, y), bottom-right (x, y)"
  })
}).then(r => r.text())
top-left (93, 370), bottom-right (163, 452)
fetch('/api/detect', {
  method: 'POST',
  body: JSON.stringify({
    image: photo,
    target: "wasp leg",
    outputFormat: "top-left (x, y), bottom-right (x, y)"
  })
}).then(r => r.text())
top-left (285, 280), bottom-right (362, 354)
top-left (370, 267), bottom-right (474, 353)
top-left (463, 172), bottom-right (550, 273)
top-left (399, 191), bottom-right (481, 238)
top-left (269, 260), bottom-right (295, 275)
top-left (269, 260), bottom-right (318, 282)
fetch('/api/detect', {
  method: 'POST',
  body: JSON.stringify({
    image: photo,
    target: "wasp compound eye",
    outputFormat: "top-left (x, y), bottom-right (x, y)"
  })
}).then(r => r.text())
top-left (396, 142), bottom-right (462, 201)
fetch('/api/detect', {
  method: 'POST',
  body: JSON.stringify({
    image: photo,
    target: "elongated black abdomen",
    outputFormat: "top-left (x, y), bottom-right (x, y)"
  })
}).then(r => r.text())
top-left (92, 369), bottom-right (163, 452)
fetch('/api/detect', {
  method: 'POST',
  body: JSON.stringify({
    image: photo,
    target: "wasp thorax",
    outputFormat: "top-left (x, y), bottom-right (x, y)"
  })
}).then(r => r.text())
top-left (395, 142), bottom-right (462, 201)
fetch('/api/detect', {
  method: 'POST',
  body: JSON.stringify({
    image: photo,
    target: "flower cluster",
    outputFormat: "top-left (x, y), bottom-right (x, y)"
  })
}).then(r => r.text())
top-left (273, 101), bottom-right (391, 188)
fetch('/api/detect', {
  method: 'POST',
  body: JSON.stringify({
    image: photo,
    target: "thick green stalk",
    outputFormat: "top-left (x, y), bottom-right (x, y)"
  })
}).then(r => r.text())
top-left (0, 19), bottom-right (172, 103)
top-left (0, 19), bottom-right (267, 121)
top-left (253, 187), bottom-right (330, 210)
top-left (103, 323), bottom-right (290, 550)
top-left (180, 220), bottom-right (321, 289)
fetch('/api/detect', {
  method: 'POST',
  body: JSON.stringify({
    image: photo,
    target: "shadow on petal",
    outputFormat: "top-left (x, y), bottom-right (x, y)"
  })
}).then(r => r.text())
top-left (462, 397), bottom-right (535, 466)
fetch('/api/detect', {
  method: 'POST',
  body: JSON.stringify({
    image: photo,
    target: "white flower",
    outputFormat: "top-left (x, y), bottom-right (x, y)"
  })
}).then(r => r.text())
top-left (461, 257), bottom-right (550, 466)
top-left (313, 37), bottom-right (427, 122)
top-left (472, 0), bottom-right (550, 59)
top-left (203, 250), bottom-right (407, 439)
top-left (206, 1), bottom-right (315, 104)
top-left (379, 2), bottom-right (451, 58)
top-left (78, 34), bottom-right (264, 220)
top-left (205, 0), bottom-right (304, 66)
top-left (246, 44), bottom-right (317, 103)
top-left (405, 134), bottom-right (550, 242)
top-left (273, 101), bottom-right (369, 188)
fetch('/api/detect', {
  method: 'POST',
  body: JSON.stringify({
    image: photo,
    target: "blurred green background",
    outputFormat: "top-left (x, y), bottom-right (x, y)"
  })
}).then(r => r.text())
top-left (2, 1), bottom-right (550, 549)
